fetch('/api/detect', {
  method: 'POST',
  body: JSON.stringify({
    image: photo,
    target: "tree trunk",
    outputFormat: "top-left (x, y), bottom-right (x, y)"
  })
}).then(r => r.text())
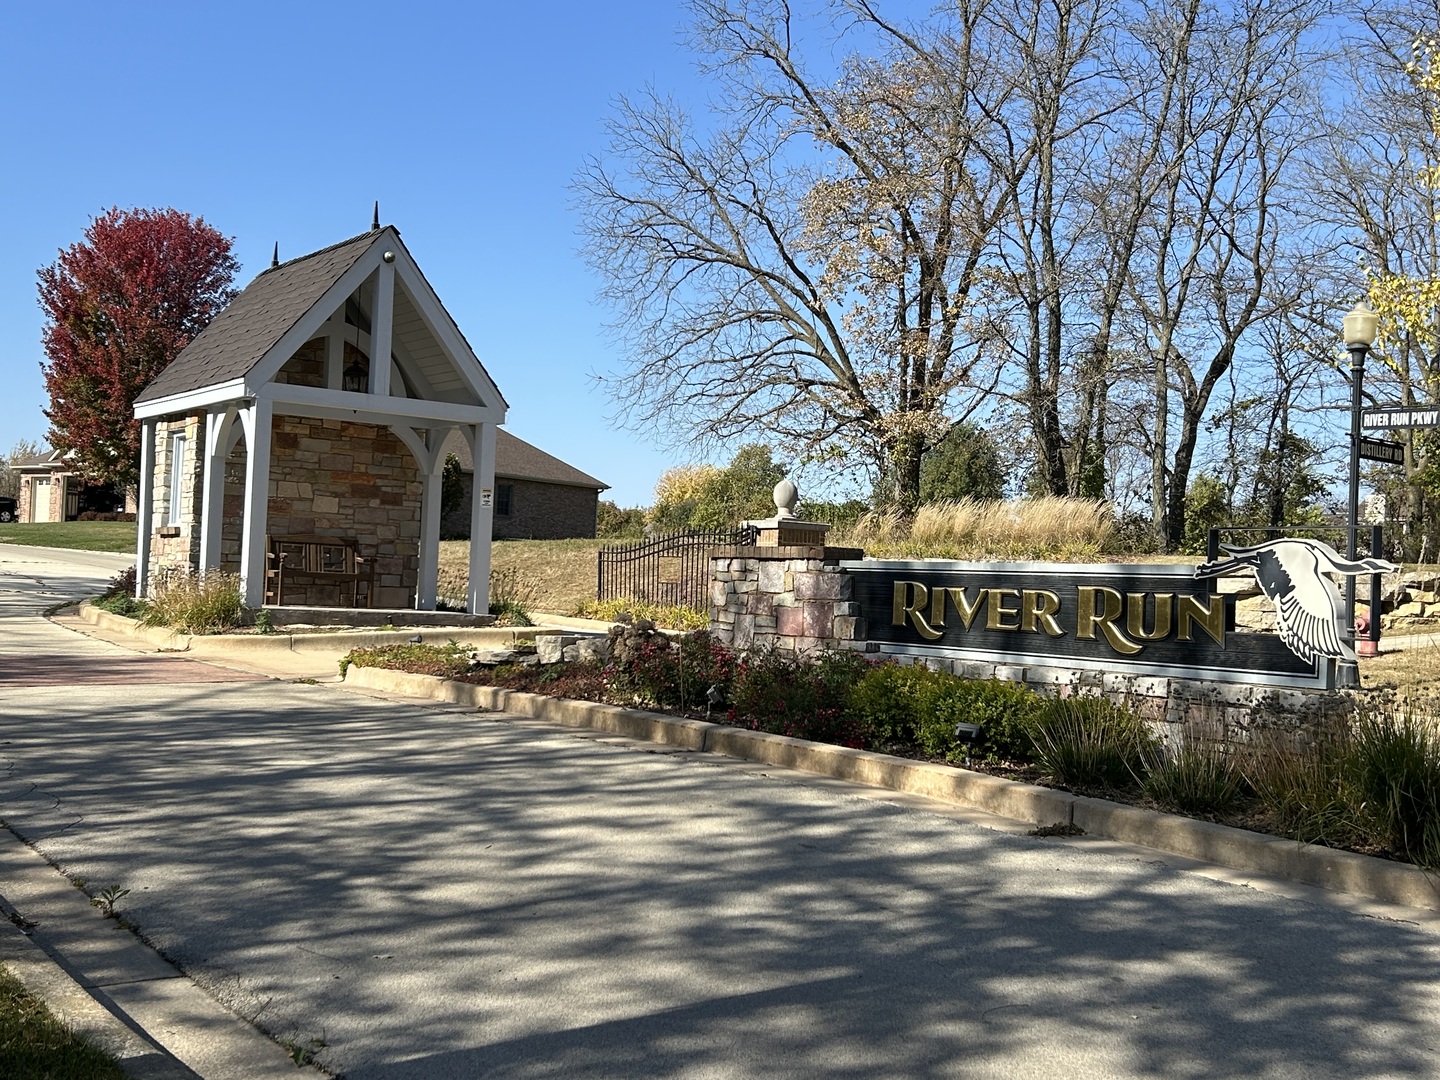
top-left (889, 434), bottom-right (926, 517)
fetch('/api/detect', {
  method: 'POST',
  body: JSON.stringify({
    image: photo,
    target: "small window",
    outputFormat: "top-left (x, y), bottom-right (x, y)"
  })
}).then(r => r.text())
top-left (167, 433), bottom-right (186, 526)
top-left (496, 483), bottom-right (513, 516)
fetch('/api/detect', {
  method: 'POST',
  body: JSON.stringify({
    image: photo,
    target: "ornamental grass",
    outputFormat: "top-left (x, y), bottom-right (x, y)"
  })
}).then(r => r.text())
top-left (840, 497), bottom-right (1114, 561)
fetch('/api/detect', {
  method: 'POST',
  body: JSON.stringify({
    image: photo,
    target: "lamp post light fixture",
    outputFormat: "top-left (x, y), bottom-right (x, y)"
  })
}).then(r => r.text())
top-left (1341, 300), bottom-right (1380, 683)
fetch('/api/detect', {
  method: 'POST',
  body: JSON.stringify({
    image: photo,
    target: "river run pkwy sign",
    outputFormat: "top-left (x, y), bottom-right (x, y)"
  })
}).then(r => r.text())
top-left (1361, 405), bottom-right (1440, 429)
top-left (844, 560), bottom-right (1331, 689)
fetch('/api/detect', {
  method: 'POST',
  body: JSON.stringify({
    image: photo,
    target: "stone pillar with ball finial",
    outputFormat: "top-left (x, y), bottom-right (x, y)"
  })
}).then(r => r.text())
top-left (745, 479), bottom-right (832, 547)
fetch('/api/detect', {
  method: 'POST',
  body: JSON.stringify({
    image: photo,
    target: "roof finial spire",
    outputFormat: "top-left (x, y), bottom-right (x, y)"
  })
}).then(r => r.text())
top-left (371, 201), bottom-right (380, 231)
top-left (271, 242), bottom-right (279, 268)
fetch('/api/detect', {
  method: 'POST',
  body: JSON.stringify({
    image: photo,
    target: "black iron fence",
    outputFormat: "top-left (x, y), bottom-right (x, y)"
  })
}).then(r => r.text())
top-left (597, 527), bottom-right (755, 610)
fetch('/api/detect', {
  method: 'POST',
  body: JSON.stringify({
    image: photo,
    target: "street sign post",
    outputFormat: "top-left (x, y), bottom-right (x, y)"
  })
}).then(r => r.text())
top-left (1361, 405), bottom-right (1440, 429)
top-left (1358, 435), bottom-right (1406, 465)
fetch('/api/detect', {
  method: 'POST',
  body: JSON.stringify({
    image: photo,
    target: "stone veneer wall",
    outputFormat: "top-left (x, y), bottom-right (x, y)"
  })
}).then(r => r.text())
top-left (709, 550), bottom-right (1350, 730)
top-left (147, 412), bottom-right (205, 588)
top-left (708, 546), bottom-right (866, 652)
top-left (220, 415), bottom-right (420, 609)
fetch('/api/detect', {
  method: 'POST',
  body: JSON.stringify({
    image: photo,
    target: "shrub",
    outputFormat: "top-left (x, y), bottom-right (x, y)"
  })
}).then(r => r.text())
top-left (1345, 699), bottom-right (1440, 869)
top-left (1141, 722), bottom-right (1245, 814)
top-left (139, 571), bottom-right (246, 634)
top-left (730, 646), bottom-right (869, 747)
top-left (92, 564), bottom-right (146, 617)
top-left (608, 627), bottom-right (737, 708)
top-left (848, 663), bottom-right (934, 745)
top-left (848, 665), bottom-right (1045, 763)
top-left (919, 678), bottom-right (1047, 764)
top-left (1030, 696), bottom-right (1154, 790)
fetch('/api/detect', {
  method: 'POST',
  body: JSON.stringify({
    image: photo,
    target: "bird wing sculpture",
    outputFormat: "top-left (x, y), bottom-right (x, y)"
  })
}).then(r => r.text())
top-left (1195, 538), bottom-right (1398, 664)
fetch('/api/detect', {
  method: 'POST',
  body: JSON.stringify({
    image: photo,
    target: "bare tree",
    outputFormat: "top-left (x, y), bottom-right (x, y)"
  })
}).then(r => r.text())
top-left (1107, 0), bottom-right (1328, 548)
top-left (578, 0), bottom-right (1012, 512)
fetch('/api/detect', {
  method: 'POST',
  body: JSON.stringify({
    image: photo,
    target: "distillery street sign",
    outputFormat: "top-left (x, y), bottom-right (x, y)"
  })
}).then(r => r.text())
top-left (1361, 405), bottom-right (1440, 430)
top-left (1358, 436), bottom-right (1406, 465)
top-left (843, 560), bottom-right (1330, 689)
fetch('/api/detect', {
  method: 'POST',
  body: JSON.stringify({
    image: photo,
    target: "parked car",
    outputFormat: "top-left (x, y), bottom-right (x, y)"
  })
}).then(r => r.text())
top-left (0, 496), bottom-right (15, 522)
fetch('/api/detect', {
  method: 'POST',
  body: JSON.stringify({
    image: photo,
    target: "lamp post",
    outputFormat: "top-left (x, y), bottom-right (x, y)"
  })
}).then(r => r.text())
top-left (1341, 299), bottom-right (1379, 686)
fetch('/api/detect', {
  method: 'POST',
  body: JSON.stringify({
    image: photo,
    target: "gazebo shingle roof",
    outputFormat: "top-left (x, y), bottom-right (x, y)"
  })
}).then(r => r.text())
top-left (134, 230), bottom-right (381, 405)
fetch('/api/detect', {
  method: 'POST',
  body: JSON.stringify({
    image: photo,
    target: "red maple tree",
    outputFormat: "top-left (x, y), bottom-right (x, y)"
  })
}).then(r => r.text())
top-left (38, 207), bottom-right (239, 490)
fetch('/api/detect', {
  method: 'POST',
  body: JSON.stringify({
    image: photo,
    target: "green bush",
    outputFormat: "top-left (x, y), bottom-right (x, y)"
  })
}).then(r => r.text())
top-left (920, 678), bottom-right (1046, 764)
top-left (1346, 702), bottom-right (1440, 869)
top-left (1030, 696), bottom-right (1154, 790)
top-left (848, 664), bottom-right (1044, 763)
top-left (848, 664), bottom-right (934, 745)
top-left (139, 572), bottom-right (246, 634)
top-left (93, 592), bottom-right (147, 618)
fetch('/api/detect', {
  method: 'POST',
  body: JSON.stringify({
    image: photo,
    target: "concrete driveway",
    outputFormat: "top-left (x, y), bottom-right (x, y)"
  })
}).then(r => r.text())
top-left (2, 546), bottom-right (1440, 1078)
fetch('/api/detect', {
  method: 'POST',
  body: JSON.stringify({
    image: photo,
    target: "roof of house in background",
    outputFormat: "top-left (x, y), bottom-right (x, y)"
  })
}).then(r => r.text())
top-left (9, 449), bottom-right (67, 471)
top-left (440, 429), bottom-right (608, 491)
top-left (135, 231), bottom-right (379, 404)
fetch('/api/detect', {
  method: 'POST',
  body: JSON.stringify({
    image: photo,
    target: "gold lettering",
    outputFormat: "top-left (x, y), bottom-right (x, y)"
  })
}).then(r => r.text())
top-left (1176, 594), bottom-right (1225, 647)
top-left (931, 586), bottom-right (986, 630)
top-left (1021, 589), bottom-right (1064, 636)
top-left (986, 588), bottom-right (1021, 631)
top-left (1076, 586), bottom-right (1142, 655)
top-left (892, 581), bottom-right (943, 641)
top-left (1126, 592), bottom-right (1173, 642)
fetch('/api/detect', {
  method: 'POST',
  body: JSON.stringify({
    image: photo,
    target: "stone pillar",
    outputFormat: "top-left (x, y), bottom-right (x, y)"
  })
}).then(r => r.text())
top-left (709, 544), bottom-right (865, 653)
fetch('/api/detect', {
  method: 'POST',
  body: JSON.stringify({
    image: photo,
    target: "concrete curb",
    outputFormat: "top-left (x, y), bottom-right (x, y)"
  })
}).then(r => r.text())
top-left (0, 920), bottom-right (194, 1079)
top-left (344, 664), bottom-right (1440, 914)
top-left (76, 602), bottom-right (540, 656)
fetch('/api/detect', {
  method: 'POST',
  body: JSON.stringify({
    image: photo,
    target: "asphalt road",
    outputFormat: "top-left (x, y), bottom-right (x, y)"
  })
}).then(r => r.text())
top-left (2, 547), bottom-right (1439, 1079)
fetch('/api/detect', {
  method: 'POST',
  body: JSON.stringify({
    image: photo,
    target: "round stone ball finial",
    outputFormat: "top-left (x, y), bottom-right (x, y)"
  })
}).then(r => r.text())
top-left (773, 479), bottom-right (799, 519)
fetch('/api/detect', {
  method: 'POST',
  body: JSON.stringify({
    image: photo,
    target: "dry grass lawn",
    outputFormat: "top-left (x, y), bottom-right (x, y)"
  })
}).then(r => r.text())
top-left (439, 539), bottom-right (603, 614)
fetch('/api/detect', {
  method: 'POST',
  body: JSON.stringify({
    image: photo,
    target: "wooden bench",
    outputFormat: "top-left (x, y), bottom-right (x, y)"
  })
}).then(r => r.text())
top-left (264, 535), bottom-right (374, 608)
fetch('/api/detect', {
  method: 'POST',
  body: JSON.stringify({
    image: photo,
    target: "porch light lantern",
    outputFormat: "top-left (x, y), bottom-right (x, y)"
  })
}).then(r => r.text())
top-left (342, 354), bottom-right (368, 394)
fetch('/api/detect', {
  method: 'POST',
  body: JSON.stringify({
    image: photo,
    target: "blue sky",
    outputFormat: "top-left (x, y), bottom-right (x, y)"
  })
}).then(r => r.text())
top-left (0, 0), bottom-right (724, 507)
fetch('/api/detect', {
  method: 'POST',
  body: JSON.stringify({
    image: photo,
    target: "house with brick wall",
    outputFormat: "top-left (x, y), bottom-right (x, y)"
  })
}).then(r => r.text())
top-left (438, 429), bottom-right (607, 540)
top-left (131, 223), bottom-right (506, 612)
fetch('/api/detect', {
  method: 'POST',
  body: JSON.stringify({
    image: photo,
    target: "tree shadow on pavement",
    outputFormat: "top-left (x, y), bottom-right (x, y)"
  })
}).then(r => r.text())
top-left (1, 679), bottom-right (1437, 1079)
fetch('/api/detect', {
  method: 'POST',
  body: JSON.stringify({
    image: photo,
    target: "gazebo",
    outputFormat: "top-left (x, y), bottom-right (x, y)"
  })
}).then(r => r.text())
top-left (131, 220), bottom-right (506, 613)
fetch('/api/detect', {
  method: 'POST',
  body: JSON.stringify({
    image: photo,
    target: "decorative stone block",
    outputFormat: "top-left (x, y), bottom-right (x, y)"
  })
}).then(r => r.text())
top-left (748, 593), bottom-right (774, 616)
top-left (832, 616), bottom-right (861, 640)
top-left (802, 602), bottom-right (834, 639)
top-left (710, 581), bottom-right (731, 606)
top-left (758, 562), bottom-right (787, 593)
top-left (733, 614), bottom-right (755, 649)
top-left (794, 572), bottom-right (848, 600)
top-left (776, 606), bottom-right (805, 636)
